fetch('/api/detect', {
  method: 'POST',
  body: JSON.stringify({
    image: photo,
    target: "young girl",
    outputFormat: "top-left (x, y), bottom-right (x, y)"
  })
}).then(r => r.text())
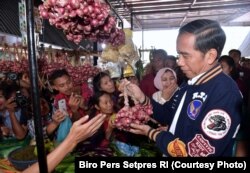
top-left (84, 91), bottom-right (140, 156)
top-left (92, 72), bottom-right (122, 109)
top-left (93, 72), bottom-right (116, 94)
top-left (87, 91), bottom-right (117, 148)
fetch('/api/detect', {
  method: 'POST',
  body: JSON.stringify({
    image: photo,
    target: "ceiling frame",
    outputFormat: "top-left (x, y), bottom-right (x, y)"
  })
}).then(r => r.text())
top-left (108, 0), bottom-right (250, 30)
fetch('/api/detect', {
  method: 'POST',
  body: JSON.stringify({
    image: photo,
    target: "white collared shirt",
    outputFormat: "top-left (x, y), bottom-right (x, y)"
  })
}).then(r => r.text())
top-left (187, 72), bottom-right (205, 85)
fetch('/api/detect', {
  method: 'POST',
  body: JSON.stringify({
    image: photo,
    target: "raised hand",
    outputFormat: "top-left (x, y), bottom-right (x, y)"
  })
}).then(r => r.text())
top-left (67, 113), bottom-right (106, 144)
top-left (68, 93), bottom-right (81, 113)
top-left (161, 83), bottom-right (178, 101)
top-left (5, 97), bottom-right (17, 113)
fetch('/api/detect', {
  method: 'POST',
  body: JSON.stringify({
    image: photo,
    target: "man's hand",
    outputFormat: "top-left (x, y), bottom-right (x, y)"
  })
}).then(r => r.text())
top-left (119, 79), bottom-right (146, 103)
top-left (129, 123), bottom-right (152, 136)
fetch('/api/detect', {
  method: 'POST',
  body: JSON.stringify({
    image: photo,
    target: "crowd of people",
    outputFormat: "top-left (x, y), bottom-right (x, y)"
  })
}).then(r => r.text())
top-left (0, 19), bottom-right (250, 172)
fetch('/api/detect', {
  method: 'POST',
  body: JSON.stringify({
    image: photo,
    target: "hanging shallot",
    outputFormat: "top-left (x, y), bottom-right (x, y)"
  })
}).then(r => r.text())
top-left (113, 80), bottom-right (153, 131)
top-left (39, 0), bottom-right (125, 46)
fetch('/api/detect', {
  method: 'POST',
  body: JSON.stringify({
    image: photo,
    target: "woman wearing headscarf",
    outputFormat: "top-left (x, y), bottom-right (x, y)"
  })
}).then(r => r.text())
top-left (152, 67), bottom-right (178, 105)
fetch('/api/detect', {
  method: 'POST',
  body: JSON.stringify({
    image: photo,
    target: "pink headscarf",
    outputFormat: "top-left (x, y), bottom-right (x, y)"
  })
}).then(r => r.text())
top-left (154, 67), bottom-right (177, 90)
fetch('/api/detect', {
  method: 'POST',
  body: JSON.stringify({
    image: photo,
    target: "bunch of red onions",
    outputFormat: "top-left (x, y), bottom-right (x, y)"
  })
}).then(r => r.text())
top-left (12, 59), bottom-right (29, 72)
top-left (114, 104), bottom-right (153, 131)
top-left (0, 60), bottom-right (14, 72)
top-left (0, 59), bottom-right (29, 73)
top-left (67, 64), bottom-right (100, 85)
top-left (0, 55), bottom-right (100, 86)
top-left (38, 56), bottom-right (100, 85)
top-left (39, 0), bottom-right (125, 46)
top-left (106, 28), bottom-right (125, 47)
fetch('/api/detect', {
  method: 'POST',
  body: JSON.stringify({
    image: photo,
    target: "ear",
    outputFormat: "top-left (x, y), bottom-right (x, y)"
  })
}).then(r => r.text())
top-left (229, 66), bottom-right (233, 73)
top-left (206, 48), bottom-right (218, 65)
top-left (22, 73), bottom-right (29, 81)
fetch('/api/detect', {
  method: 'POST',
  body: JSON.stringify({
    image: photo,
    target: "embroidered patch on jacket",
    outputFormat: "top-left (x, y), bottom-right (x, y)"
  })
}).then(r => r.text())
top-left (187, 100), bottom-right (202, 120)
top-left (202, 109), bottom-right (231, 139)
top-left (188, 134), bottom-right (215, 157)
top-left (167, 138), bottom-right (188, 157)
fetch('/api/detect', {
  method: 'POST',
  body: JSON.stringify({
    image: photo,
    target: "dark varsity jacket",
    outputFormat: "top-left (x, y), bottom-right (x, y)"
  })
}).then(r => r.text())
top-left (150, 64), bottom-right (242, 157)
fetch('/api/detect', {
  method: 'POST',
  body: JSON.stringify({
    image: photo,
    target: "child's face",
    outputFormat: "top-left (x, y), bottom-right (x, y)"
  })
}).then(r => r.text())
top-left (161, 71), bottom-right (177, 89)
top-left (220, 61), bottom-right (232, 76)
top-left (95, 94), bottom-right (114, 114)
top-left (100, 76), bottom-right (115, 94)
top-left (19, 72), bottom-right (31, 89)
top-left (52, 75), bottom-right (73, 95)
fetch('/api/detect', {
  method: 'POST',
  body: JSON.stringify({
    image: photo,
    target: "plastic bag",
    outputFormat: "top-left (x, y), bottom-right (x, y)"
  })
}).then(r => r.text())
top-left (114, 140), bottom-right (139, 156)
top-left (56, 116), bottom-right (72, 143)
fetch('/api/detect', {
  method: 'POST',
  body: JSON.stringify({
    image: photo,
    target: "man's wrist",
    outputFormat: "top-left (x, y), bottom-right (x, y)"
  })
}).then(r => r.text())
top-left (147, 128), bottom-right (154, 137)
top-left (140, 95), bottom-right (149, 105)
top-left (148, 129), bottom-right (161, 142)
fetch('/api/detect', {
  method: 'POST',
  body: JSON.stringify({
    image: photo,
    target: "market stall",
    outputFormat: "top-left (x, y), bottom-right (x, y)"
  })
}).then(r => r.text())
top-left (0, 0), bottom-right (150, 172)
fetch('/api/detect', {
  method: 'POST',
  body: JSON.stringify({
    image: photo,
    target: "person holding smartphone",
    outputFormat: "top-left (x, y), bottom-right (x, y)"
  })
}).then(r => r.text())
top-left (49, 69), bottom-right (87, 122)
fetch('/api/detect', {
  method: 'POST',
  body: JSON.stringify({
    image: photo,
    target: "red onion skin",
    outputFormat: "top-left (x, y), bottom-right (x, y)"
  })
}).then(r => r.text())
top-left (39, 0), bottom-right (125, 44)
top-left (40, 10), bottom-right (49, 19)
top-left (76, 9), bottom-right (83, 17)
top-left (70, 0), bottom-right (80, 9)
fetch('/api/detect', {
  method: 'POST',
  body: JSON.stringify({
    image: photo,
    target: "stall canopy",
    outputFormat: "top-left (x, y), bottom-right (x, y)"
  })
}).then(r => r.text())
top-left (109, 0), bottom-right (250, 30)
top-left (109, 0), bottom-right (250, 57)
top-left (239, 31), bottom-right (250, 57)
top-left (2, 0), bottom-right (250, 33)
top-left (1, 0), bottom-right (250, 55)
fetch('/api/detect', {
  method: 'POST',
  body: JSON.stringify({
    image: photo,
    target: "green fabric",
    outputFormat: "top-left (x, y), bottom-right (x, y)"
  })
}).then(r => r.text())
top-left (55, 154), bottom-right (75, 173)
top-left (0, 136), bottom-right (30, 159)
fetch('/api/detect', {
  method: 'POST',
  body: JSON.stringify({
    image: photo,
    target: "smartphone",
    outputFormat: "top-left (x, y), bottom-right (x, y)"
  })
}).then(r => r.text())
top-left (58, 99), bottom-right (67, 112)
